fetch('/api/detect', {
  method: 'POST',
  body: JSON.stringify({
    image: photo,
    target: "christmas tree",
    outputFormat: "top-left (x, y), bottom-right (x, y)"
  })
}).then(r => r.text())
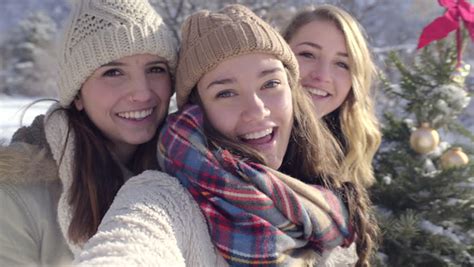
top-left (372, 1), bottom-right (474, 266)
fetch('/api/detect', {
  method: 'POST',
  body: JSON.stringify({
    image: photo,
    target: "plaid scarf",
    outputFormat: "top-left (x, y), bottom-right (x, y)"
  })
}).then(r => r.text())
top-left (158, 105), bottom-right (354, 266)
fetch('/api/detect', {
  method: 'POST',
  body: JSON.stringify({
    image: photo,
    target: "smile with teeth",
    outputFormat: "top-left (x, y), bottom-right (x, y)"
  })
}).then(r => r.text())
top-left (305, 87), bottom-right (329, 97)
top-left (240, 128), bottom-right (273, 141)
top-left (117, 108), bottom-right (153, 120)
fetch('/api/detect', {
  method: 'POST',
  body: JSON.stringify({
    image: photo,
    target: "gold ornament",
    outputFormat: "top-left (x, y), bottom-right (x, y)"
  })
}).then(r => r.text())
top-left (450, 62), bottom-right (471, 87)
top-left (440, 147), bottom-right (469, 169)
top-left (409, 122), bottom-right (440, 154)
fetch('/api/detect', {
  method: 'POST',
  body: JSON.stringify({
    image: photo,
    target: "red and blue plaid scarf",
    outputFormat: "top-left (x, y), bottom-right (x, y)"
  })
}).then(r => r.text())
top-left (158, 105), bottom-right (354, 266)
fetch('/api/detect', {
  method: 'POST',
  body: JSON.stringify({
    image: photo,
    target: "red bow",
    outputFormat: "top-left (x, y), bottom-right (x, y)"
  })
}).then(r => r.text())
top-left (417, 0), bottom-right (474, 50)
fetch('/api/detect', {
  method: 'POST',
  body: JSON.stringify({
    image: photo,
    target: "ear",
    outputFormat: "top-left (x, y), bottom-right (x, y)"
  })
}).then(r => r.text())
top-left (74, 94), bottom-right (84, 110)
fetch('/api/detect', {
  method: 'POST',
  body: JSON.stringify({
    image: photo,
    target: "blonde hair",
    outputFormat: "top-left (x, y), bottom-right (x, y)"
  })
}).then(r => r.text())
top-left (283, 5), bottom-right (382, 266)
top-left (283, 4), bottom-right (381, 188)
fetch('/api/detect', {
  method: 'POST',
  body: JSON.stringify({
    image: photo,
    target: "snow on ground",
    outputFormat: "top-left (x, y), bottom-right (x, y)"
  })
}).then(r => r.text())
top-left (0, 95), bottom-right (52, 143)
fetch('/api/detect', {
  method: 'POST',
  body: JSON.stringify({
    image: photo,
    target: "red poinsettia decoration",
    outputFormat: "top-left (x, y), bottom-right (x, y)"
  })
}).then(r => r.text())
top-left (418, 0), bottom-right (474, 49)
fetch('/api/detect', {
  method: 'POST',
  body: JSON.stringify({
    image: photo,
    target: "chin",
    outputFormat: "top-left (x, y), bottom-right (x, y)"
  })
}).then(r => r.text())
top-left (125, 133), bottom-right (156, 146)
top-left (266, 157), bottom-right (283, 170)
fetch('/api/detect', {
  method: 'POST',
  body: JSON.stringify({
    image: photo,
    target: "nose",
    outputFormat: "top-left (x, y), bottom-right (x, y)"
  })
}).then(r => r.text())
top-left (128, 75), bottom-right (153, 103)
top-left (309, 60), bottom-right (331, 83)
top-left (241, 93), bottom-right (270, 123)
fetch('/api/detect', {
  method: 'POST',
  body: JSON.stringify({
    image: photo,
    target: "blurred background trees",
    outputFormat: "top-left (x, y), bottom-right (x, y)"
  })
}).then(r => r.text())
top-left (0, 0), bottom-right (446, 98)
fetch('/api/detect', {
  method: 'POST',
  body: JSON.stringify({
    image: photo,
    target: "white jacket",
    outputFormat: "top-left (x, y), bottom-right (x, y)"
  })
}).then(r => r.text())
top-left (0, 105), bottom-right (132, 266)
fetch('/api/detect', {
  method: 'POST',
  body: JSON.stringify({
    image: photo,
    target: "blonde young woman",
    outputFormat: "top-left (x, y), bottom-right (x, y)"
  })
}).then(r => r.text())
top-left (77, 4), bottom-right (376, 267)
top-left (0, 0), bottom-right (176, 265)
top-left (283, 4), bottom-right (382, 264)
top-left (283, 5), bottom-right (381, 188)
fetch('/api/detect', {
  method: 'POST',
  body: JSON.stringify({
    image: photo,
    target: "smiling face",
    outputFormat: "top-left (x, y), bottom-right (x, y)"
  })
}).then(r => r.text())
top-left (288, 19), bottom-right (352, 118)
top-left (197, 53), bottom-right (293, 170)
top-left (74, 53), bottom-right (172, 161)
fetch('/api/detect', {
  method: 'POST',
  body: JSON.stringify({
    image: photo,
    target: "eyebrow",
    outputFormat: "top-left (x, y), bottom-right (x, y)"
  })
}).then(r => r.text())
top-left (100, 60), bottom-right (168, 67)
top-left (206, 67), bottom-right (285, 90)
top-left (259, 67), bottom-right (284, 78)
top-left (206, 78), bottom-right (236, 90)
top-left (297, 41), bottom-right (349, 57)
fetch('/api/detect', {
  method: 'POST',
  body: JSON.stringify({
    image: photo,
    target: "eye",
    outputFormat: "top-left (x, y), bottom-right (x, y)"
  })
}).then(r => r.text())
top-left (215, 90), bottom-right (236, 99)
top-left (262, 79), bottom-right (281, 89)
top-left (336, 61), bottom-right (350, 70)
top-left (298, 51), bottom-right (315, 59)
top-left (102, 68), bottom-right (122, 77)
top-left (148, 65), bottom-right (168, 74)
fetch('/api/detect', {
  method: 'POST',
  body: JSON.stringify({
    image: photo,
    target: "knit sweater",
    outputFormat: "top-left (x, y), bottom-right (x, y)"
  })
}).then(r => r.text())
top-left (77, 171), bottom-right (358, 266)
top-left (77, 170), bottom-right (227, 266)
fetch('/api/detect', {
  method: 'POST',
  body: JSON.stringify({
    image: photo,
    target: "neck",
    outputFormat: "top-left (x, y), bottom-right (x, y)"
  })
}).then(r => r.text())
top-left (109, 142), bottom-right (137, 166)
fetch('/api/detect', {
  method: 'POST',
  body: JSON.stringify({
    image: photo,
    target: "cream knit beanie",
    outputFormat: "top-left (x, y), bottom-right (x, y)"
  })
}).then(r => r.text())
top-left (176, 4), bottom-right (299, 109)
top-left (57, 0), bottom-right (177, 107)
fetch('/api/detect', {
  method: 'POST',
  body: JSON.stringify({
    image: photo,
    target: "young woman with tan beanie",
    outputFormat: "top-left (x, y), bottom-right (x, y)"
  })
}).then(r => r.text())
top-left (0, 0), bottom-right (177, 265)
top-left (282, 5), bottom-right (382, 265)
top-left (77, 4), bottom-right (374, 267)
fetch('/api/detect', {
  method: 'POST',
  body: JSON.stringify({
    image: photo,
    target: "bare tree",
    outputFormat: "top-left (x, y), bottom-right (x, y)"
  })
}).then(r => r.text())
top-left (150, 0), bottom-right (291, 41)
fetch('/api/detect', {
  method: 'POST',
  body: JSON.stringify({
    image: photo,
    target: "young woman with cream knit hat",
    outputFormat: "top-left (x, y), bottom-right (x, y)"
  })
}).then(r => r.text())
top-left (77, 4), bottom-right (373, 266)
top-left (0, 0), bottom-right (177, 265)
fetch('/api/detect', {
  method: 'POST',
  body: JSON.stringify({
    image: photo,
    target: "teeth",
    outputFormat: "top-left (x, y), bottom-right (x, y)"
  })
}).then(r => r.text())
top-left (305, 87), bottom-right (329, 97)
top-left (118, 108), bottom-right (153, 120)
top-left (241, 128), bottom-right (273, 140)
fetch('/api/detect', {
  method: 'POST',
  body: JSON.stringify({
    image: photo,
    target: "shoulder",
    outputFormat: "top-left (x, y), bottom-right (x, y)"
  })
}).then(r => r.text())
top-left (114, 170), bottom-right (204, 224)
top-left (0, 142), bottom-right (58, 184)
top-left (0, 179), bottom-right (61, 224)
top-left (117, 171), bottom-right (196, 206)
top-left (0, 180), bottom-right (71, 266)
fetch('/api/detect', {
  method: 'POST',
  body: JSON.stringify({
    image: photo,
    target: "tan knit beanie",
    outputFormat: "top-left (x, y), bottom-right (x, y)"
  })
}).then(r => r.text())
top-left (176, 4), bottom-right (299, 108)
top-left (57, 0), bottom-right (177, 107)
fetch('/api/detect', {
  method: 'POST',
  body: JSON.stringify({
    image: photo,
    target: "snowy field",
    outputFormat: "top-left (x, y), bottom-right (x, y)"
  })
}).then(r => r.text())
top-left (0, 95), bottom-right (51, 143)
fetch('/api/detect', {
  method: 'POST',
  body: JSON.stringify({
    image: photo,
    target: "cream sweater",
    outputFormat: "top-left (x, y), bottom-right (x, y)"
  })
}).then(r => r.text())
top-left (77, 171), bottom-right (358, 266)
top-left (77, 170), bottom-right (228, 266)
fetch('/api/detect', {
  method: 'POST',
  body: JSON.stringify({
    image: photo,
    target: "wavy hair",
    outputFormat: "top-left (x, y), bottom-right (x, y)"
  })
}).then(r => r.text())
top-left (282, 4), bottom-right (381, 188)
top-left (283, 5), bottom-right (382, 266)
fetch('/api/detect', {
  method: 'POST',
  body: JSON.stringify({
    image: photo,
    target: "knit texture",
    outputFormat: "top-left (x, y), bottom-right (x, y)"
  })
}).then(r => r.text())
top-left (57, 0), bottom-right (177, 107)
top-left (76, 171), bottom-right (227, 266)
top-left (157, 105), bottom-right (354, 266)
top-left (176, 4), bottom-right (299, 108)
top-left (43, 104), bottom-right (82, 255)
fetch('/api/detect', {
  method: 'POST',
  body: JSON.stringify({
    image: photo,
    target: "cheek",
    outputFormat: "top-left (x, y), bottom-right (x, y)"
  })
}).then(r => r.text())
top-left (152, 77), bottom-right (172, 97)
top-left (275, 90), bottom-right (293, 114)
top-left (337, 71), bottom-right (352, 97)
top-left (296, 59), bottom-right (312, 80)
top-left (204, 103), bottom-right (237, 139)
top-left (81, 86), bottom-right (115, 113)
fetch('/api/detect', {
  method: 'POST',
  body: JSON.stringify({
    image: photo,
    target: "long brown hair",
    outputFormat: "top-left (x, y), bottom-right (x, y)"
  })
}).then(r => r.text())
top-left (282, 5), bottom-right (381, 266)
top-left (192, 61), bottom-right (377, 265)
top-left (59, 105), bottom-right (159, 244)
